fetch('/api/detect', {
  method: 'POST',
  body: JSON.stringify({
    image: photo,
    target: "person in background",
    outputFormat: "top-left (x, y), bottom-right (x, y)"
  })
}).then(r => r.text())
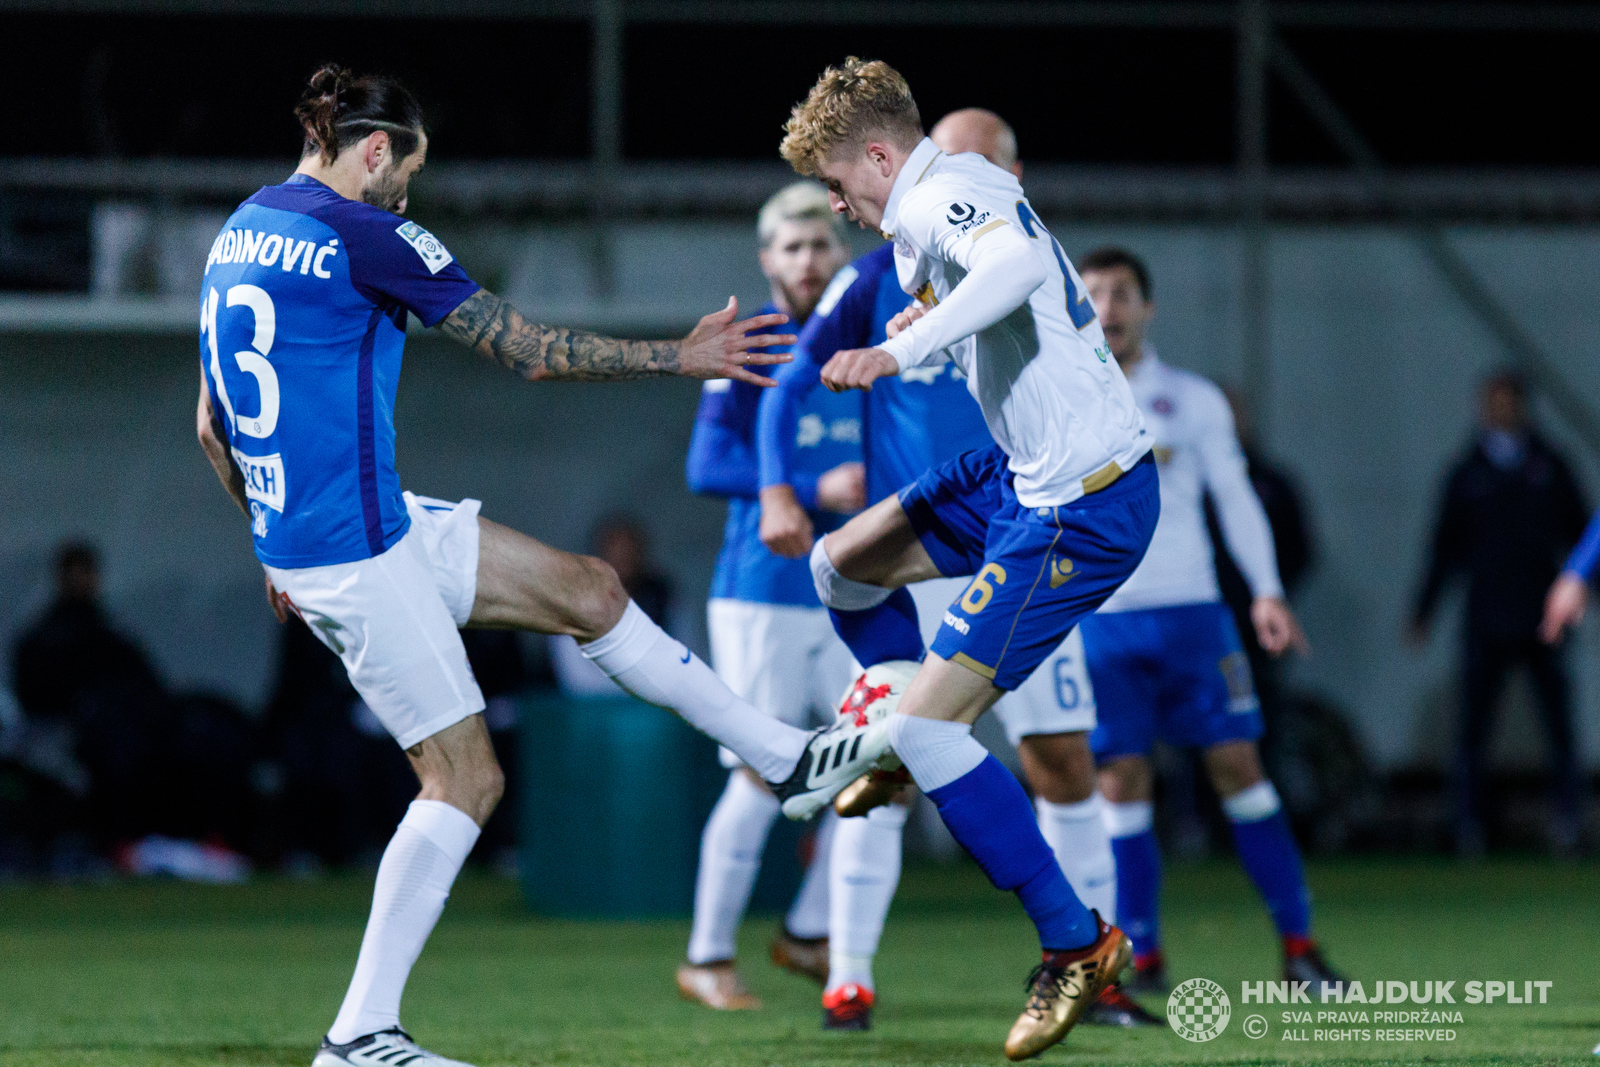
top-left (459, 629), bottom-right (526, 873)
top-left (10, 541), bottom-right (166, 857)
top-left (1074, 247), bottom-right (1340, 993)
top-left (678, 180), bottom-right (863, 1012)
top-left (1410, 370), bottom-right (1588, 856)
top-left (589, 513), bottom-right (674, 629)
top-left (548, 513), bottom-right (677, 696)
top-left (1206, 385), bottom-right (1316, 722)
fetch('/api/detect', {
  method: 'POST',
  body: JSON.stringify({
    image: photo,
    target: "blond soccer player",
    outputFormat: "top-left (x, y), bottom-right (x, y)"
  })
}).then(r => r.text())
top-left (765, 58), bottom-right (1160, 1059)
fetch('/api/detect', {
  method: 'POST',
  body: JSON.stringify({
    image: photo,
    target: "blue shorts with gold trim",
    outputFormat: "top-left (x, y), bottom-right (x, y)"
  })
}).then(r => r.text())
top-left (898, 445), bottom-right (1159, 691)
top-left (1081, 601), bottom-right (1264, 759)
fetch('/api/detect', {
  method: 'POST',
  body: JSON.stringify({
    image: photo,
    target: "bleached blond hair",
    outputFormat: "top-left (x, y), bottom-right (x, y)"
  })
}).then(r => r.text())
top-left (779, 57), bottom-right (923, 176)
top-left (757, 181), bottom-right (848, 248)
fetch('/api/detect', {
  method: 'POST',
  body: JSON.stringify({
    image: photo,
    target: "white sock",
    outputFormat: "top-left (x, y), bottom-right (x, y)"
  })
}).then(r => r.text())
top-left (827, 802), bottom-right (907, 994)
top-left (885, 713), bottom-right (987, 792)
top-left (785, 809), bottom-right (836, 940)
top-left (327, 800), bottom-right (480, 1043)
top-left (686, 772), bottom-right (780, 965)
top-left (1103, 799), bottom-right (1154, 839)
top-left (581, 601), bottom-right (808, 782)
top-left (1221, 780), bottom-right (1282, 822)
top-left (1037, 794), bottom-right (1117, 923)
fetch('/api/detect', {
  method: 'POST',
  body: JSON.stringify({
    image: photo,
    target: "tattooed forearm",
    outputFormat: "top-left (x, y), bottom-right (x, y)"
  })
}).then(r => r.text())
top-left (437, 289), bottom-right (680, 381)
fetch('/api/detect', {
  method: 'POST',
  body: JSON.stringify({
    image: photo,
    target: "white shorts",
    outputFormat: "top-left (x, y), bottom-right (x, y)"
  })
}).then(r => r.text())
top-left (907, 578), bottom-right (1096, 747)
top-left (266, 492), bottom-right (486, 750)
top-left (707, 598), bottom-right (855, 769)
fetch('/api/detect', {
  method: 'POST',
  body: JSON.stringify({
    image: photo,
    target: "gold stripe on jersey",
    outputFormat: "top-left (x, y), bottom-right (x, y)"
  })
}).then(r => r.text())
top-left (950, 652), bottom-right (997, 680)
top-left (967, 218), bottom-right (1009, 242)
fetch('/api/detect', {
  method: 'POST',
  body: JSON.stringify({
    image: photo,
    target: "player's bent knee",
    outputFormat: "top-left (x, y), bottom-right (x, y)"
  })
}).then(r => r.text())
top-left (567, 556), bottom-right (628, 642)
top-left (1206, 740), bottom-right (1265, 797)
top-left (1018, 732), bottom-right (1095, 804)
top-left (1097, 755), bottom-right (1152, 803)
top-left (811, 537), bottom-right (891, 610)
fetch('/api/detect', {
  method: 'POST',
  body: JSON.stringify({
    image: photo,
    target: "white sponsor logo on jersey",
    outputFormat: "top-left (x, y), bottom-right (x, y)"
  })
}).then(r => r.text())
top-left (395, 221), bottom-right (454, 274)
top-left (232, 448), bottom-right (287, 513)
top-left (797, 414), bottom-right (862, 448)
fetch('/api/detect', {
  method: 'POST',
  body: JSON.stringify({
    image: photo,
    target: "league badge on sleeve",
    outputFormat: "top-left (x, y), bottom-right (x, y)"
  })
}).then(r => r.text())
top-left (394, 220), bottom-right (454, 274)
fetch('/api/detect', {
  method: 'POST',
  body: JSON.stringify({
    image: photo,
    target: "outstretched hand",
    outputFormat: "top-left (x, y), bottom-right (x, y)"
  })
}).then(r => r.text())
top-left (1251, 596), bottom-right (1310, 656)
top-left (1539, 572), bottom-right (1587, 644)
top-left (821, 347), bottom-right (899, 392)
top-left (678, 297), bottom-right (796, 387)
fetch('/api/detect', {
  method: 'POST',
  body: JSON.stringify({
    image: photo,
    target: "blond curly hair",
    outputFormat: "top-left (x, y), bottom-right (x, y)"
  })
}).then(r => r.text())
top-left (780, 57), bottom-right (923, 176)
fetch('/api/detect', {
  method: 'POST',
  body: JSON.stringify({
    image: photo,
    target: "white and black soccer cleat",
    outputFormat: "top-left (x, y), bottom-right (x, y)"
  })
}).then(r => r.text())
top-left (312, 1028), bottom-right (475, 1067)
top-left (772, 660), bottom-right (918, 821)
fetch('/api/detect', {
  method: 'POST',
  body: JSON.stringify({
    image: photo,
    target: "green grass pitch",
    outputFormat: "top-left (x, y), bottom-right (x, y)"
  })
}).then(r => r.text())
top-left (0, 857), bottom-right (1593, 1066)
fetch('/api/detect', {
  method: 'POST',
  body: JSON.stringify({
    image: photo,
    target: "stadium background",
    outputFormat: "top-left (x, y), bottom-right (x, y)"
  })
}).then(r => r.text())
top-left (1, 3), bottom-right (1598, 1064)
top-left (8, 1), bottom-right (1600, 779)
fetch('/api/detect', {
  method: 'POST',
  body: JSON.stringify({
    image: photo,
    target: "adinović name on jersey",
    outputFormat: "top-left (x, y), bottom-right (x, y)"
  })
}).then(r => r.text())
top-left (205, 228), bottom-right (340, 279)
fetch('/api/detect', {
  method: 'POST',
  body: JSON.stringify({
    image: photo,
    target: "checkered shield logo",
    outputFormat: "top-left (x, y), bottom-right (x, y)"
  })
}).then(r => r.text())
top-left (1167, 978), bottom-right (1231, 1042)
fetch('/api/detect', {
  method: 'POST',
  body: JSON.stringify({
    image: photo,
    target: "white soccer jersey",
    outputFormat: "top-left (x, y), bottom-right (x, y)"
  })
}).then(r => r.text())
top-left (1099, 347), bottom-right (1284, 613)
top-left (877, 138), bottom-right (1149, 507)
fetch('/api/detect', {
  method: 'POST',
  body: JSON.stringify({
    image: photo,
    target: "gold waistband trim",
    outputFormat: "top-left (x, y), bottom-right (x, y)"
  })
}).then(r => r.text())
top-left (1081, 460), bottom-right (1125, 495)
top-left (950, 652), bottom-right (998, 680)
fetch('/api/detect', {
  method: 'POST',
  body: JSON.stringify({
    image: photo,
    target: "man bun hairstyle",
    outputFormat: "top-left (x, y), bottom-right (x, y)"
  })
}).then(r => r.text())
top-left (295, 64), bottom-right (426, 166)
top-left (780, 57), bottom-right (922, 176)
top-left (757, 181), bottom-right (847, 248)
top-left (1078, 245), bottom-right (1153, 302)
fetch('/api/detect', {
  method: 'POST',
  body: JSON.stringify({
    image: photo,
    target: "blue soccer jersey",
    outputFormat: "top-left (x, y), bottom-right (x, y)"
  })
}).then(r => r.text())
top-left (757, 244), bottom-right (992, 506)
top-left (686, 302), bottom-right (863, 606)
top-left (198, 175), bottom-right (480, 568)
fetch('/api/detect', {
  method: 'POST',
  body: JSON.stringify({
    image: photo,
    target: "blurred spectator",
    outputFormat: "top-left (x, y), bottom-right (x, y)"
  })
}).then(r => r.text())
top-left (1409, 370), bottom-right (1589, 855)
top-left (550, 512), bottom-right (676, 695)
top-left (261, 617), bottom-right (410, 870)
top-left (591, 512), bottom-right (675, 628)
top-left (262, 601), bottom-right (533, 875)
top-left (461, 629), bottom-right (526, 873)
top-left (10, 541), bottom-right (166, 859)
top-left (1206, 385), bottom-right (1317, 718)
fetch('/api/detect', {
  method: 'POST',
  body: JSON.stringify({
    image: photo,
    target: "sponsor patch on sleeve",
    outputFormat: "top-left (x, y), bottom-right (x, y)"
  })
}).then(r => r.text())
top-left (394, 220), bottom-right (454, 274)
top-left (945, 201), bottom-right (995, 237)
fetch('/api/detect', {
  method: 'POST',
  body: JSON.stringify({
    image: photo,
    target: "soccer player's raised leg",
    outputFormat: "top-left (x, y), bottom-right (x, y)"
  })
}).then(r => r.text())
top-left (470, 518), bottom-right (815, 783)
top-left (809, 467), bottom-right (1152, 1058)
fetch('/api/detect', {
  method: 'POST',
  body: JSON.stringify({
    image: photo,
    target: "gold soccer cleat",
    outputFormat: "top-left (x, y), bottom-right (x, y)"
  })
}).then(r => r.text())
top-left (833, 762), bottom-right (912, 817)
top-left (1004, 914), bottom-right (1131, 1061)
top-left (769, 930), bottom-right (829, 986)
top-left (676, 961), bottom-right (762, 1010)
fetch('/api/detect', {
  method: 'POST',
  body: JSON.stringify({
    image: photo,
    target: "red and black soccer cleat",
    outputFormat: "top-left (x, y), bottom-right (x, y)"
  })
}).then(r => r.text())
top-left (822, 983), bottom-right (875, 1031)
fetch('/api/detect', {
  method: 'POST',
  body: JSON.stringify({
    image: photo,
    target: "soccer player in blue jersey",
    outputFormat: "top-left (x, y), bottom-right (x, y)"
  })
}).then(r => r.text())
top-left (676, 182), bottom-right (865, 1010)
top-left (757, 110), bottom-right (1153, 1031)
top-left (196, 66), bottom-right (885, 1067)
top-left (1073, 246), bottom-right (1344, 992)
top-left (775, 60), bottom-right (1159, 1059)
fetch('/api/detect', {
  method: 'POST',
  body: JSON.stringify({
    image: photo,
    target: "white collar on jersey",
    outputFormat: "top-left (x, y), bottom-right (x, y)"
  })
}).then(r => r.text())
top-left (880, 137), bottom-right (944, 238)
top-left (1123, 341), bottom-right (1162, 382)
